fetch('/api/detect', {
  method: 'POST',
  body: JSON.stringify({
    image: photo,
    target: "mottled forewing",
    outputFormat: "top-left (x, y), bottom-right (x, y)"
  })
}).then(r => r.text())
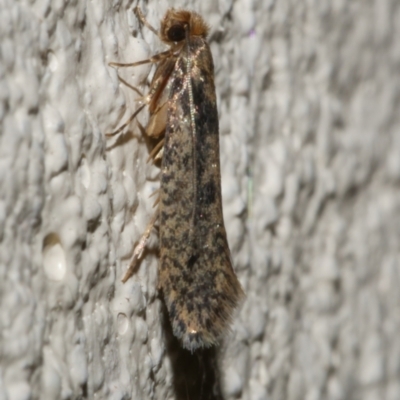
top-left (159, 36), bottom-right (243, 351)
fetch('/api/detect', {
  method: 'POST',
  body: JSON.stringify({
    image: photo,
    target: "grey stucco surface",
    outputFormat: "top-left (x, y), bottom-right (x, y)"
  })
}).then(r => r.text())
top-left (0, 0), bottom-right (399, 399)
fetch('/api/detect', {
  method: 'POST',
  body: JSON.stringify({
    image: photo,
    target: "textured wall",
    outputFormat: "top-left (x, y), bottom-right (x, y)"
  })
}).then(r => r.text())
top-left (1, 0), bottom-right (399, 399)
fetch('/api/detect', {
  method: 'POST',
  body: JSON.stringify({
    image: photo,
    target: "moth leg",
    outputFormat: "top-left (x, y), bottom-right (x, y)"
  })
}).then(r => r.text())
top-left (106, 79), bottom-right (168, 138)
top-left (121, 210), bottom-right (159, 283)
top-left (108, 6), bottom-right (173, 70)
top-left (149, 189), bottom-right (159, 198)
top-left (117, 75), bottom-right (144, 97)
top-left (146, 101), bottom-right (168, 138)
top-left (106, 103), bottom-right (146, 137)
top-left (152, 195), bottom-right (160, 208)
top-left (154, 146), bottom-right (164, 162)
top-left (107, 62), bottom-right (171, 138)
top-left (109, 49), bottom-right (173, 69)
top-left (149, 188), bottom-right (160, 207)
top-left (105, 75), bottom-right (147, 136)
top-left (147, 138), bottom-right (165, 162)
top-left (107, 11), bottom-right (171, 139)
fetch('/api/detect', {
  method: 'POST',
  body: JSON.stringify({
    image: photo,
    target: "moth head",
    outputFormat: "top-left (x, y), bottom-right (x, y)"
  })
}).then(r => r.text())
top-left (160, 9), bottom-right (209, 44)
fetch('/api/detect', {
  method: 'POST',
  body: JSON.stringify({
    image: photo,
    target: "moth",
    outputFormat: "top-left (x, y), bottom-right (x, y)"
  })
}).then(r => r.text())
top-left (109, 8), bottom-right (244, 351)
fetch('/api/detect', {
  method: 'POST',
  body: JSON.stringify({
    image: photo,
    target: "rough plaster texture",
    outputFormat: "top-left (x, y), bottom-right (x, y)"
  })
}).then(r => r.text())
top-left (1, 0), bottom-right (399, 399)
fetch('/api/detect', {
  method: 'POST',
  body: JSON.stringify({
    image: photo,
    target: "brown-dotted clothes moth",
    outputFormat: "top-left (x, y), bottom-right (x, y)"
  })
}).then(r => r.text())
top-left (108, 8), bottom-right (244, 351)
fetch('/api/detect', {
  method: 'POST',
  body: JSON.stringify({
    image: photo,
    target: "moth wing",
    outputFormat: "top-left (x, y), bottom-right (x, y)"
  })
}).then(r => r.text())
top-left (159, 36), bottom-right (243, 351)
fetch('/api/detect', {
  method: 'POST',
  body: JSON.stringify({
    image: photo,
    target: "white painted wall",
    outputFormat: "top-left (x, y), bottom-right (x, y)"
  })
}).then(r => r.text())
top-left (1, 0), bottom-right (399, 399)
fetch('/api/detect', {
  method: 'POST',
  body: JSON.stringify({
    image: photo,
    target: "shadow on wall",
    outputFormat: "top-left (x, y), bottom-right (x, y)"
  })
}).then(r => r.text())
top-left (162, 303), bottom-right (224, 400)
